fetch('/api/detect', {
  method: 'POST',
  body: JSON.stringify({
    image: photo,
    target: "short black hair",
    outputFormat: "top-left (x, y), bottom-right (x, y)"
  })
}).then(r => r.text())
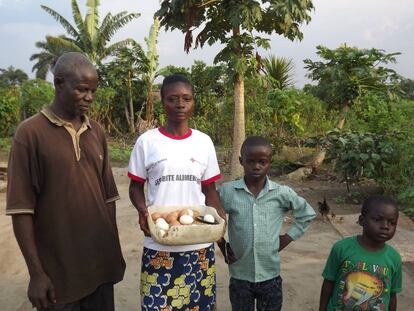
top-left (240, 136), bottom-right (272, 157)
top-left (160, 73), bottom-right (193, 99)
top-left (361, 195), bottom-right (398, 215)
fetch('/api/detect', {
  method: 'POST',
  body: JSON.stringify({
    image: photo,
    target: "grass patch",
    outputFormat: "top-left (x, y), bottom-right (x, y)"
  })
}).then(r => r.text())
top-left (108, 139), bottom-right (133, 166)
top-left (0, 137), bottom-right (12, 153)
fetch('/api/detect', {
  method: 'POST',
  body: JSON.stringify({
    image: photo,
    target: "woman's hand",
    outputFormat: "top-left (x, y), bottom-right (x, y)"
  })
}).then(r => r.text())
top-left (138, 208), bottom-right (151, 236)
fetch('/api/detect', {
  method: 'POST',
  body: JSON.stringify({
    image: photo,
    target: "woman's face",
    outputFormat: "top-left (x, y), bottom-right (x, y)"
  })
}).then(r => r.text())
top-left (162, 82), bottom-right (194, 123)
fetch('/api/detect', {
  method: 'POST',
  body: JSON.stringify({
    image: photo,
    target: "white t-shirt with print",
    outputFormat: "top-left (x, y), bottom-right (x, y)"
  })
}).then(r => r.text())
top-left (128, 127), bottom-right (221, 252)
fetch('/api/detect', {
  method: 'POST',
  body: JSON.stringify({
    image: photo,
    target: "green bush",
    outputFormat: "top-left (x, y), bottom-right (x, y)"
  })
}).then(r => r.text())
top-left (21, 79), bottom-right (54, 119)
top-left (0, 137), bottom-right (12, 153)
top-left (264, 88), bottom-right (334, 150)
top-left (322, 130), bottom-right (399, 192)
top-left (339, 93), bottom-right (414, 212)
top-left (108, 140), bottom-right (133, 165)
top-left (0, 86), bottom-right (21, 136)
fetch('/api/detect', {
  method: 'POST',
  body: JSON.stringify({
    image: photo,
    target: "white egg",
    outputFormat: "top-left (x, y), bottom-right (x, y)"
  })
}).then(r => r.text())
top-left (158, 229), bottom-right (167, 238)
top-left (155, 218), bottom-right (169, 231)
top-left (203, 214), bottom-right (215, 224)
top-left (179, 214), bottom-right (194, 225)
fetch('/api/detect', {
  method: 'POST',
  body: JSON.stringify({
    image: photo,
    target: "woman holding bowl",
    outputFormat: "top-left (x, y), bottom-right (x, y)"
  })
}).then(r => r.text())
top-left (128, 73), bottom-right (226, 310)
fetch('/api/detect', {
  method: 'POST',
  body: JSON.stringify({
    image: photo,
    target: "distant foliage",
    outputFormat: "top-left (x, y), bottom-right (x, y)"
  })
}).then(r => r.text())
top-left (321, 130), bottom-right (399, 192)
top-left (399, 78), bottom-right (414, 100)
top-left (21, 79), bottom-right (54, 118)
top-left (0, 66), bottom-right (28, 87)
top-left (264, 88), bottom-right (333, 150)
top-left (304, 44), bottom-right (401, 109)
top-left (0, 86), bottom-right (21, 136)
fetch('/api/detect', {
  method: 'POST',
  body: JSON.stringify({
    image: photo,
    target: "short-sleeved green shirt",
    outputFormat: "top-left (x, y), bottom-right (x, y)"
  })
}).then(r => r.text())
top-left (322, 236), bottom-right (402, 311)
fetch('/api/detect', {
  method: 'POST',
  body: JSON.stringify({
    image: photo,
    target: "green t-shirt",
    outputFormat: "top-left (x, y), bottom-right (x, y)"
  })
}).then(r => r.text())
top-left (322, 236), bottom-right (402, 311)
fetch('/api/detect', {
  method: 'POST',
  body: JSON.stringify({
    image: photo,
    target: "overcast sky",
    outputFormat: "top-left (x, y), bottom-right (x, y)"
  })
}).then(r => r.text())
top-left (0, 0), bottom-right (413, 86)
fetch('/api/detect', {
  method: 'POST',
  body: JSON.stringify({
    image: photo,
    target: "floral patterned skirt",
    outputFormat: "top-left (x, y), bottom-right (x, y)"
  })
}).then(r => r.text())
top-left (140, 245), bottom-right (216, 311)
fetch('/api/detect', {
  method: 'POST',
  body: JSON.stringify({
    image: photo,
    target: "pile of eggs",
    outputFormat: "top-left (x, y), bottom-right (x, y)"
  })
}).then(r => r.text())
top-left (151, 208), bottom-right (216, 237)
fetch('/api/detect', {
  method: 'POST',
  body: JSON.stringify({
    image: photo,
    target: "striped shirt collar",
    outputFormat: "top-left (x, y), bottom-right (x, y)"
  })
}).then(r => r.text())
top-left (233, 176), bottom-right (278, 194)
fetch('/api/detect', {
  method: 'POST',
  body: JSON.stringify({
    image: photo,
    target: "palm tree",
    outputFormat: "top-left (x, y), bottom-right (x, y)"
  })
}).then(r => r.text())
top-left (31, 0), bottom-right (140, 78)
top-left (103, 42), bottom-right (147, 134)
top-left (0, 66), bottom-right (28, 86)
top-left (261, 55), bottom-right (295, 89)
top-left (30, 37), bottom-right (74, 79)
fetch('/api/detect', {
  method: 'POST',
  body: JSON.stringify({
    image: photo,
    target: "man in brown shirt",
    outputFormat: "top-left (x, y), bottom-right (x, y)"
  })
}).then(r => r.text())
top-left (6, 52), bottom-right (125, 310)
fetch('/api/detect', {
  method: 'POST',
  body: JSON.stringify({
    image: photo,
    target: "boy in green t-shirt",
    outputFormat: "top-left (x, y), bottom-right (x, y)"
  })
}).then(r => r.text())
top-left (319, 195), bottom-right (402, 311)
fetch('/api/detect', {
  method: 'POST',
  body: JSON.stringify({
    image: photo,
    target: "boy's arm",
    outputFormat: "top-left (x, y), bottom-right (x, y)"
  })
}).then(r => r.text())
top-left (389, 293), bottom-right (397, 311)
top-left (319, 279), bottom-right (334, 311)
top-left (285, 188), bottom-right (316, 241)
top-left (279, 234), bottom-right (293, 251)
top-left (217, 238), bottom-right (237, 264)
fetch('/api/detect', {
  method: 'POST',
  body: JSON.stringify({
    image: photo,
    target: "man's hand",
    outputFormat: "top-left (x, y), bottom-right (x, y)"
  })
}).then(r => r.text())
top-left (217, 238), bottom-right (237, 264)
top-left (138, 208), bottom-right (151, 236)
top-left (28, 272), bottom-right (56, 309)
top-left (279, 234), bottom-right (293, 251)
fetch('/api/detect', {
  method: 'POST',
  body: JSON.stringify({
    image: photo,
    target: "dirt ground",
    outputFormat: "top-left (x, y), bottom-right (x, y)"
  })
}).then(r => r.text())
top-left (1, 166), bottom-right (414, 310)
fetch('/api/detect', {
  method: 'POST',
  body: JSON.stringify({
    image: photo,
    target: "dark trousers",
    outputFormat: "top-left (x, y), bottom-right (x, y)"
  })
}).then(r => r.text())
top-left (229, 276), bottom-right (283, 311)
top-left (38, 283), bottom-right (114, 311)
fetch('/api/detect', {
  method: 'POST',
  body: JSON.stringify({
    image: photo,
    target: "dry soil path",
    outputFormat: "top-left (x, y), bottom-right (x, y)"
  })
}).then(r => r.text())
top-left (0, 167), bottom-right (413, 310)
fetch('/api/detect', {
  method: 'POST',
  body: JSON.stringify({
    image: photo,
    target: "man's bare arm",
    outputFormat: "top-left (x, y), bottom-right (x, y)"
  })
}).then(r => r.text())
top-left (12, 214), bottom-right (56, 309)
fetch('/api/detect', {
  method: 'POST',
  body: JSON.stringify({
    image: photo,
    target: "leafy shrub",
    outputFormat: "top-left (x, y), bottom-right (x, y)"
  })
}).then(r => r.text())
top-left (0, 137), bottom-right (12, 153)
top-left (108, 140), bottom-right (133, 165)
top-left (20, 79), bottom-right (54, 118)
top-left (0, 86), bottom-right (21, 136)
top-left (322, 130), bottom-right (399, 192)
top-left (265, 88), bottom-right (334, 150)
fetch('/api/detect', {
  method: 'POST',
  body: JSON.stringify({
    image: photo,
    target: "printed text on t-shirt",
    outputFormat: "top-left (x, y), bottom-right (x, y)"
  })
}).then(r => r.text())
top-left (154, 174), bottom-right (201, 186)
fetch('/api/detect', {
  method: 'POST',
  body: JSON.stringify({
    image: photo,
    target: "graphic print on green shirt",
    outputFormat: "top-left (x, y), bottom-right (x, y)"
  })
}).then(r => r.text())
top-left (322, 236), bottom-right (402, 311)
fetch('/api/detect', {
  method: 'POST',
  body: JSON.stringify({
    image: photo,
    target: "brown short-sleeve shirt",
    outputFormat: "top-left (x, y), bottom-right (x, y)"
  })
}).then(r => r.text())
top-left (6, 108), bottom-right (125, 303)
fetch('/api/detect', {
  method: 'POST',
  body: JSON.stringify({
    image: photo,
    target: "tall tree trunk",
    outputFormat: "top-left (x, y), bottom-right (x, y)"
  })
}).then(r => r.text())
top-left (127, 72), bottom-right (135, 133)
top-left (229, 73), bottom-right (245, 179)
top-left (229, 25), bottom-right (245, 179)
top-left (335, 103), bottom-right (349, 130)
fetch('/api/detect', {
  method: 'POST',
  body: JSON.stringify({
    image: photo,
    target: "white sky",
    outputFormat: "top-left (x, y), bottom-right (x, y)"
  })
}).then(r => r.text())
top-left (0, 0), bottom-right (413, 86)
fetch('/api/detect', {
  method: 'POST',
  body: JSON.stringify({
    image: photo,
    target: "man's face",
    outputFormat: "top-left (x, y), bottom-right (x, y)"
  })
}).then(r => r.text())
top-left (56, 66), bottom-right (98, 117)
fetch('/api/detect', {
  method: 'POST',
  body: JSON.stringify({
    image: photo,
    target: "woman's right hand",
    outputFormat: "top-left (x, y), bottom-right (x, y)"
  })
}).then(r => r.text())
top-left (138, 208), bottom-right (151, 236)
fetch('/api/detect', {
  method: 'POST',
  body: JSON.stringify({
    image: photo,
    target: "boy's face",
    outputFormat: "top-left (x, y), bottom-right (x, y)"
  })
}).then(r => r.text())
top-left (239, 145), bottom-right (272, 182)
top-left (359, 203), bottom-right (399, 244)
